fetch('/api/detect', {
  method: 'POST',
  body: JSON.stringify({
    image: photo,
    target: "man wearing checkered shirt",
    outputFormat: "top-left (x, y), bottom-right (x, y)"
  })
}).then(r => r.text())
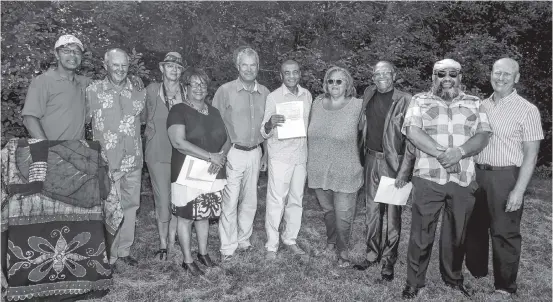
top-left (465, 58), bottom-right (543, 298)
top-left (400, 59), bottom-right (492, 299)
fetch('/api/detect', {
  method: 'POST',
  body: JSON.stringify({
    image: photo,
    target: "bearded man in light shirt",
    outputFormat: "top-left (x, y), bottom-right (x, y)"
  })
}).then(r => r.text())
top-left (261, 60), bottom-right (312, 261)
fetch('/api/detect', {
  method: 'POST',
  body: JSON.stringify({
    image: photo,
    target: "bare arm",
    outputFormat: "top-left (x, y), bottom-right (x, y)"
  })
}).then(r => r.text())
top-left (506, 140), bottom-right (540, 212)
top-left (23, 115), bottom-right (47, 139)
top-left (167, 124), bottom-right (225, 171)
top-left (405, 126), bottom-right (446, 157)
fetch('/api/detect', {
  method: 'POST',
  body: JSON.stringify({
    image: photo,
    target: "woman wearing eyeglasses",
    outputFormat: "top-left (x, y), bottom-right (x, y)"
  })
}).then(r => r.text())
top-left (167, 68), bottom-right (230, 276)
top-left (307, 66), bottom-right (364, 267)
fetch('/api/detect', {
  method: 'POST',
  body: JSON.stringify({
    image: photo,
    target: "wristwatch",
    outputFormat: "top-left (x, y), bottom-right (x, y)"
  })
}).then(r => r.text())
top-left (458, 147), bottom-right (466, 157)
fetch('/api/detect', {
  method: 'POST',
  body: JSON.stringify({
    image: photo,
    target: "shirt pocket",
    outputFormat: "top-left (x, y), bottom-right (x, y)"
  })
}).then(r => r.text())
top-left (457, 103), bottom-right (479, 132)
top-left (420, 104), bottom-right (441, 129)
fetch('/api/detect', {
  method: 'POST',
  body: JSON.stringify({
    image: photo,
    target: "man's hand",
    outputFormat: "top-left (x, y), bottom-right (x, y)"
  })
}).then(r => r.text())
top-left (265, 114), bottom-right (285, 132)
top-left (505, 189), bottom-right (524, 212)
top-left (437, 147), bottom-right (462, 168)
top-left (260, 152), bottom-right (268, 172)
top-left (395, 178), bottom-right (408, 188)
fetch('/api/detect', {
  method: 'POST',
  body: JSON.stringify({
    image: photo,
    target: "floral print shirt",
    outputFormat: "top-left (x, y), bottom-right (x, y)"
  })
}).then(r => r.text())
top-left (86, 78), bottom-right (146, 173)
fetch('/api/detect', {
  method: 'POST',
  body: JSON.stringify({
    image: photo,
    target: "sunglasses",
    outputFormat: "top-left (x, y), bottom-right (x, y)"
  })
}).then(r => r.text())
top-left (434, 70), bottom-right (460, 78)
top-left (327, 79), bottom-right (344, 85)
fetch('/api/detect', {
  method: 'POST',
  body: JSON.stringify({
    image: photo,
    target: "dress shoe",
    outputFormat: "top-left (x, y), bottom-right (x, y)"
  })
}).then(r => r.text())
top-left (181, 261), bottom-right (205, 276)
top-left (221, 254), bottom-right (233, 262)
top-left (265, 251), bottom-right (277, 261)
top-left (401, 285), bottom-right (419, 299)
top-left (381, 272), bottom-right (394, 282)
top-left (286, 244), bottom-right (306, 255)
top-left (118, 256), bottom-right (138, 266)
top-left (238, 245), bottom-right (254, 252)
top-left (153, 249), bottom-right (168, 261)
top-left (446, 283), bottom-right (473, 298)
top-left (352, 259), bottom-right (378, 271)
top-left (197, 253), bottom-right (217, 267)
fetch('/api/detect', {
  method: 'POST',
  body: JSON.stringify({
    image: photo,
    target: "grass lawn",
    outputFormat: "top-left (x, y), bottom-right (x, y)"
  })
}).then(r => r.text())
top-left (95, 175), bottom-right (552, 302)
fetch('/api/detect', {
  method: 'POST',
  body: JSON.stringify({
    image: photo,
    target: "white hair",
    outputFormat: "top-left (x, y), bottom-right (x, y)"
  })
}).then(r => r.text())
top-left (235, 47), bottom-right (259, 68)
top-left (104, 48), bottom-right (130, 64)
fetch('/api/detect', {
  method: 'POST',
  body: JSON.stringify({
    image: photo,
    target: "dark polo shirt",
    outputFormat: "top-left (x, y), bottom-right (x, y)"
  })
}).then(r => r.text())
top-left (22, 68), bottom-right (92, 140)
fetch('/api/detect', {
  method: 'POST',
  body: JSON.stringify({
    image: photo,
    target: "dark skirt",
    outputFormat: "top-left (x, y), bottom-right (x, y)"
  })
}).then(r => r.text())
top-left (171, 191), bottom-right (222, 221)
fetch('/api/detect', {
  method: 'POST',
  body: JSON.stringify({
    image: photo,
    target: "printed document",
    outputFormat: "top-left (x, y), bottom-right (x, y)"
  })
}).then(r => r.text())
top-left (176, 155), bottom-right (217, 191)
top-left (374, 176), bottom-right (413, 206)
top-left (276, 101), bottom-right (306, 139)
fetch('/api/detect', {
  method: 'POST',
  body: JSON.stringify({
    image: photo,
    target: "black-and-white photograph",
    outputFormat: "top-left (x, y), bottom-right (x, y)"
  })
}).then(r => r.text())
top-left (1, 1), bottom-right (551, 301)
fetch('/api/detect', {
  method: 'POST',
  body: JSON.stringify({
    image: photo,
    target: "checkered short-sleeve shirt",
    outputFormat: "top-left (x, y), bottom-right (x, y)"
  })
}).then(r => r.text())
top-left (401, 91), bottom-right (492, 187)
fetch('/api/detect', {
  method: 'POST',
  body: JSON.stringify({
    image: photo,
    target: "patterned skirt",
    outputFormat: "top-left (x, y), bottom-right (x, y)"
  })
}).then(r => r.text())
top-left (171, 191), bottom-right (222, 220)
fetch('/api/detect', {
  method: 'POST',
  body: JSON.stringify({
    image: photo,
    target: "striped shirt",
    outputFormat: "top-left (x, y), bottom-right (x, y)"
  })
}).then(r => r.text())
top-left (475, 90), bottom-right (544, 167)
top-left (402, 91), bottom-right (492, 187)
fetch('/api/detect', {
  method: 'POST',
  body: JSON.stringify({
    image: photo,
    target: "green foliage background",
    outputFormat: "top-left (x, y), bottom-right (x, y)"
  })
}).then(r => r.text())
top-left (1, 1), bottom-right (551, 164)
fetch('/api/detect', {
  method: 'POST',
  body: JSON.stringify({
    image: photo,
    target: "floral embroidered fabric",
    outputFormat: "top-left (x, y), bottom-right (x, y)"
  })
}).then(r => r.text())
top-left (1, 138), bottom-right (123, 301)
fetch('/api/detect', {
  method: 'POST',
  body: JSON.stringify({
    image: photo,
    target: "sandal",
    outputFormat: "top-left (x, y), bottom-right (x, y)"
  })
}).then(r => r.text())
top-left (153, 248), bottom-right (168, 261)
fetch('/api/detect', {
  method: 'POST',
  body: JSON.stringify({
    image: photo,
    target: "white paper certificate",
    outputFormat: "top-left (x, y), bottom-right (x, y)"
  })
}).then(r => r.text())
top-left (275, 101), bottom-right (306, 139)
top-left (373, 176), bottom-right (413, 206)
top-left (175, 155), bottom-right (217, 191)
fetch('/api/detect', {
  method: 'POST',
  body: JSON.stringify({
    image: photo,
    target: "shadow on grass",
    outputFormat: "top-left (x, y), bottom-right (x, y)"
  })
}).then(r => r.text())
top-left (93, 175), bottom-right (551, 302)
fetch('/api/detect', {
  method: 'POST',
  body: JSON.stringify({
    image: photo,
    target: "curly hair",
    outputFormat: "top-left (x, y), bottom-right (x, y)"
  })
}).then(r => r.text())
top-left (322, 66), bottom-right (356, 98)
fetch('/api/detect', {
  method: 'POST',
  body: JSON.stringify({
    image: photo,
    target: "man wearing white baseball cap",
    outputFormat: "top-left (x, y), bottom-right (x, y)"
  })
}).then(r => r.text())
top-left (400, 58), bottom-right (492, 299)
top-left (22, 34), bottom-right (91, 140)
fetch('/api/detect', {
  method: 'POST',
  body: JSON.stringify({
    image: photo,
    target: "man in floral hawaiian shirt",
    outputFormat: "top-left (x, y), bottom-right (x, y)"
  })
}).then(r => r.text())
top-left (86, 48), bottom-right (146, 267)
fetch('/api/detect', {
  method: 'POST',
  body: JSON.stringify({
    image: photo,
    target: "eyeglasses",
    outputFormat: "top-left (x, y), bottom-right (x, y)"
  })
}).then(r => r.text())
top-left (58, 48), bottom-right (82, 56)
top-left (327, 79), bottom-right (344, 85)
top-left (373, 71), bottom-right (393, 78)
top-left (189, 82), bottom-right (207, 89)
top-left (434, 70), bottom-right (459, 78)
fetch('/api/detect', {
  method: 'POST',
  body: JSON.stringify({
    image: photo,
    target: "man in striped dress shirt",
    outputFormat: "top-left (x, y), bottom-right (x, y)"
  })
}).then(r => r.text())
top-left (465, 58), bottom-right (544, 297)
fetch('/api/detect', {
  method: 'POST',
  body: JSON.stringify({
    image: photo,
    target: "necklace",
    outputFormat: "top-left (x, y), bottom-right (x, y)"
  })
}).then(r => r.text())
top-left (185, 99), bottom-right (209, 115)
top-left (162, 83), bottom-right (184, 109)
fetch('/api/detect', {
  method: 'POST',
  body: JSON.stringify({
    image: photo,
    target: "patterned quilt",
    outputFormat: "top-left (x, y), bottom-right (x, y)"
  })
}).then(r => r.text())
top-left (1, 138), bottom-right (123, 301)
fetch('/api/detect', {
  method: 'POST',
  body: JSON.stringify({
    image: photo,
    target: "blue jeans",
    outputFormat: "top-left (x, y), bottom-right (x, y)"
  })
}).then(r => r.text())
top-left (314, 189), bottom-right (357, 255)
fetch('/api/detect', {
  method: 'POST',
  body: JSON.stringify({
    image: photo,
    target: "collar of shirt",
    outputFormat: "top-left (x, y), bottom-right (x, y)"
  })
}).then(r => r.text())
top-left (421, 90), bottom-right (473, 105)
top-left (487, 89), bottom-right (517, 105)
top-left (101, 77), bottom-right (134, 92)
top-left (236, 77), bottom-right (259, 93)
top-left (281, 84), bottom-right (306, 97)
top-left (47, 68), bottom-right (77, 83)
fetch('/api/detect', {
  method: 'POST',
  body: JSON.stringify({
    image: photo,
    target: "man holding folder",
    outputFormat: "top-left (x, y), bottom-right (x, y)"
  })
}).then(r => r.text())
top-left (261, 60), bottom-right (312, 260)
top-left (353, 61), bottom-right (415, 282)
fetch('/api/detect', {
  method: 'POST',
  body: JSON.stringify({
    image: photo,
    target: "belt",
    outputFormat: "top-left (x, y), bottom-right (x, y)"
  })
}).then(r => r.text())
top-left (366, 148), bottom-right (385, 159)
top-left (233, 144), bottom-right (258, 151)
top-left (476, 164), bottom-right (518, 171)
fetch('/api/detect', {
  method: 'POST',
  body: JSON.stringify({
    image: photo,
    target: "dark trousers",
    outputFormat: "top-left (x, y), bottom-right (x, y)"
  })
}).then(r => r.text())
top-left (314, 189), bottom-right (357, 254)
top-left (465, 167), bottom-right (522, 293)
top-left (406, 177), bottom-right (476, 288)
top-left (364, 151), bottom-right (401, 273)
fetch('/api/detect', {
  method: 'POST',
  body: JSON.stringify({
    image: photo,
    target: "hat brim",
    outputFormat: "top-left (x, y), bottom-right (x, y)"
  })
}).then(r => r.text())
top-left (160, 61), bottom-right (184, 68)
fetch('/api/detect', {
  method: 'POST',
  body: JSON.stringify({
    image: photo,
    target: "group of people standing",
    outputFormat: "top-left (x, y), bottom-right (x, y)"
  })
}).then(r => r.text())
top-left (14, 33), bottom-right (543, 300)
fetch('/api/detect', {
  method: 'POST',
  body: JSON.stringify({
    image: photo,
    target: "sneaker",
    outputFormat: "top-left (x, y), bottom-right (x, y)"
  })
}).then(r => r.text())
top-left (238, 245), bottom-right (254, 252)
top-left (286, 244), bottom-right (306, 255)
top-left (265, 251), bottom-right (277, 261)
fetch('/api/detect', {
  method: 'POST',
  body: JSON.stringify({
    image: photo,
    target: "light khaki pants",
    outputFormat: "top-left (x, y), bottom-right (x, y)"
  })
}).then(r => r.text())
top-left (219, 146), bottom-right (261, 255)
top-left (265, 159), bottom-right (306, 252)
top-left (110, 168), bottom-right (142, 263)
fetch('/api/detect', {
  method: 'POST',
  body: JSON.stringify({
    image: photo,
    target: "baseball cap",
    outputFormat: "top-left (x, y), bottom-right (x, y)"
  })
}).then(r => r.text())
top-left (54, 34), bottom-right (84, 52)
